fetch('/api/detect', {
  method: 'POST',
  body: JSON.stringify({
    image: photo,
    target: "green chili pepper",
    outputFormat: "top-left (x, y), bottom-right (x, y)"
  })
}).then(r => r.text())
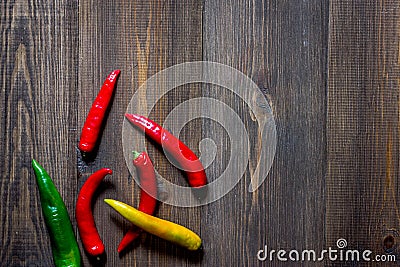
top-left (32, 159), bottom-right (81, 267)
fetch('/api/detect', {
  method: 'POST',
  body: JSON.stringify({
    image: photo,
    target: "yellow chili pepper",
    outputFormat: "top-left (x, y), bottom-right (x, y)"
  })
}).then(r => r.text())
top-left (104, 199), bottom-right (202, 251)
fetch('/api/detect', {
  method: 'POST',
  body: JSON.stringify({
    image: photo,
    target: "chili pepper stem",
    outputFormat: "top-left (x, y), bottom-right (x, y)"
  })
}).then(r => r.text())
top-left (132, 150), bottom-right (141, 160)
top-left (124, 113), bottom-right (208, 188)
top-left (117, 151), bottom-right (158, 253)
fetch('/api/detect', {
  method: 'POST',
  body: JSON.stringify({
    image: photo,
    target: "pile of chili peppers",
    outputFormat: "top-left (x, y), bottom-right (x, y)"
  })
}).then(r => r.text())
top-left (32, 70), bottom-right (207, 266)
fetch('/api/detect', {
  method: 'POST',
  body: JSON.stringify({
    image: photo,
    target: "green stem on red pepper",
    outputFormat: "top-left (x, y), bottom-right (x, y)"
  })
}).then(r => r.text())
top-left (118, 151), bottom-right (157, 253)
top-left (124, 114), bottom-right (207, 188)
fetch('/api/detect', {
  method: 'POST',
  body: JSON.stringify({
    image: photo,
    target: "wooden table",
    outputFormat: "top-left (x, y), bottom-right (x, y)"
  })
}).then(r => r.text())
top-left (1, 0), bottom-right (399, 266)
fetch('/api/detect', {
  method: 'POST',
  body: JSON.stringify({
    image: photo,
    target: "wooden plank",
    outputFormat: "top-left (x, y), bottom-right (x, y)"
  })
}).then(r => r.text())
top-left (78, 0), bottom-right (202, 266)
top-left (202, 0), bottom-right (329, 266)
top-left (0, 0), bottom-right (78, 266)
top-left (327, 0), bottom-right (400, 264)
top-left (4, 0), bottom-right (400, 266)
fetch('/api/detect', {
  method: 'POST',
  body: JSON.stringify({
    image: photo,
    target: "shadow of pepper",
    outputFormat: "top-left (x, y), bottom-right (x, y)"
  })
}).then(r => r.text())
top-left (85, 251), bottom-right (107, 266)
top-left (140, 234), bottom-right (204, 263)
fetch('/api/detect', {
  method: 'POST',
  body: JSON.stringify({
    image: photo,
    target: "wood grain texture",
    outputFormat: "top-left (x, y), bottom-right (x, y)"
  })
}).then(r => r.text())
top-left (0, 0), bottom-right (78, 266)
top-left (202, 0), bottom-right (328, 266)
top-left (78, 0), bottom-right (203, 266)
top-left (327, 0), bottom-right (400, 265)
top-left (1, 0), bottom-right (400, 266)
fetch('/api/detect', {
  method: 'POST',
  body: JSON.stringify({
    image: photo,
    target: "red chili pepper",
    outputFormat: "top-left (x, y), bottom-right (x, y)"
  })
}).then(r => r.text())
top-left (125, 114), bottom-right (207, 188)
top-left (79, 70), bottom-right (121, 153)
top-left (118, 151), bottom-right (157, 253)
top-left (76, 168), bottom-right (112, 256)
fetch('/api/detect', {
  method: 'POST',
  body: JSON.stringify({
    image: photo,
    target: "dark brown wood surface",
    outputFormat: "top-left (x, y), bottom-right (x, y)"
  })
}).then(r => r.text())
top-left (1, 0), bottom-right (399, 266)
top-left (327, 1), bottom-right (400, 266)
